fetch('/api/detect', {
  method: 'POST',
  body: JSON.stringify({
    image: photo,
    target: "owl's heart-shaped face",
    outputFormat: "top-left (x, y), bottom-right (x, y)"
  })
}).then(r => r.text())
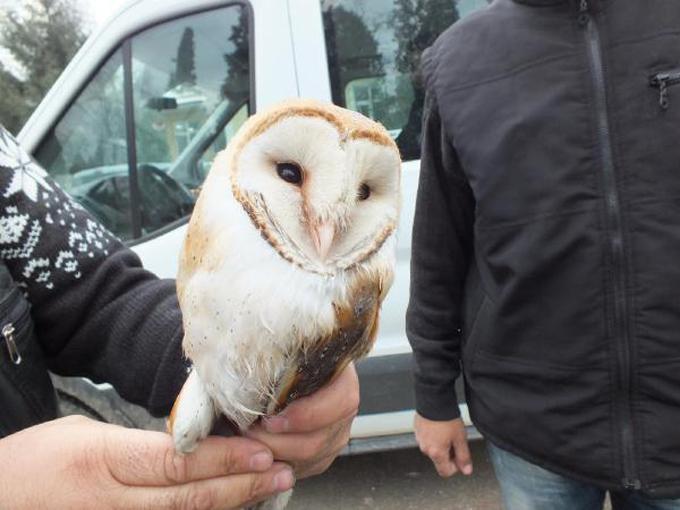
top-left (228, 101), bottom-right (401, 274)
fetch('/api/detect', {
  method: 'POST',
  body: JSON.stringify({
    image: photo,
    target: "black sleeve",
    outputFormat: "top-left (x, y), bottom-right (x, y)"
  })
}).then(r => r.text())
top-left (406, 76), bottom-right (475, 421)
top-left (0, 126), bottom-right (187, 416)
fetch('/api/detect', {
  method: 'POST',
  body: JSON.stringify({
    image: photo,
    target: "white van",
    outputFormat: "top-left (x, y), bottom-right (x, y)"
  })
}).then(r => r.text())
top-left (18, 0), bottom-right (489, 452)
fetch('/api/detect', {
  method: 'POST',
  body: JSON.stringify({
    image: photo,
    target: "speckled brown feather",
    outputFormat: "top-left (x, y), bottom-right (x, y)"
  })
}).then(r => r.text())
top-left (270, 275), bottom-right (382, 414)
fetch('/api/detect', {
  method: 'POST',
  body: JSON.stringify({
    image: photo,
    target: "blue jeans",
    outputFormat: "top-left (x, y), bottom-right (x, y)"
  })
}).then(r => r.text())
top-left (488, 443), bottom-right (680, 510)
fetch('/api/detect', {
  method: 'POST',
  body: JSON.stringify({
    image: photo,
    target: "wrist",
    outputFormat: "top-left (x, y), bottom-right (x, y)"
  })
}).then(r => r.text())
top-left (414, 380), bottom-right (461, 421)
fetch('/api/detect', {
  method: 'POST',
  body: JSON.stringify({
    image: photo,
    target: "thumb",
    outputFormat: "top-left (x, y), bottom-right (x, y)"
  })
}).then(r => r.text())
top-left (104, 425), bottom-right (274, 487)
top-left (118, 463), bottom-right (295, 510)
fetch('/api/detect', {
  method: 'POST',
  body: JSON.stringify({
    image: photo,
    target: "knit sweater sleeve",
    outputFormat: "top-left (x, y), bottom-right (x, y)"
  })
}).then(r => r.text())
top-left (0, 125), bottom-right (187, 416)
top-left (405, 50), bottom-right (476, 421)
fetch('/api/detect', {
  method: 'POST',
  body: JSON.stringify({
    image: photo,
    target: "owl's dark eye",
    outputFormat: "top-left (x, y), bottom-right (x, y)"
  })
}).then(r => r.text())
top-left (358, 183), bottom-right (371, 201)
top-left (276, 162), bottom-right (303, 186)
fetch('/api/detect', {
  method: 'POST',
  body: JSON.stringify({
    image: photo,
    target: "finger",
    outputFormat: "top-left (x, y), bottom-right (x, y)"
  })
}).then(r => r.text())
top-left (106, 428), bottom-right (274, 486)
top-left (432, 450), bottom-right (458, 478)
top-left (421, 445), bottom-right (457, 478)
top-left (247, 417), bottom-right (350, 468)
top-left (262, 363), bottom-right (360, 434)
top-left (120, 463), bottom-right (295, 510)
top-left (452, 434), bottom-right (473, 476)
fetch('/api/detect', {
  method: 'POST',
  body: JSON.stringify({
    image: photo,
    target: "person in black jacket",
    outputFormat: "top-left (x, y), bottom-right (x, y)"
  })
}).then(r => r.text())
top-left (0, 124), bottom-right (359, 509)
top-left (407, 0), bottom-right (680, 508)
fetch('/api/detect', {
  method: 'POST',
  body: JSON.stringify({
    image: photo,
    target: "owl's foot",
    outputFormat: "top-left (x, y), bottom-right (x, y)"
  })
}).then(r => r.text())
top-left (248, 489), bottom-right (293, 510)
top-left (168, 369), bottom-right (215, 454)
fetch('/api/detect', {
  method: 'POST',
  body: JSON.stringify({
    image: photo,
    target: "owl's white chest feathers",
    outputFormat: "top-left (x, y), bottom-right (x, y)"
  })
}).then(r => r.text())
top-left (179, 174), bottom-right (373, 429)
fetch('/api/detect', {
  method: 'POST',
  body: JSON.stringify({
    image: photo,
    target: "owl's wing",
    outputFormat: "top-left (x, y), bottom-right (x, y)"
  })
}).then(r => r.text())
top-left (269, 280), bottom-right (381, 414)
top-left (176, 188), bottom-right (231, 306)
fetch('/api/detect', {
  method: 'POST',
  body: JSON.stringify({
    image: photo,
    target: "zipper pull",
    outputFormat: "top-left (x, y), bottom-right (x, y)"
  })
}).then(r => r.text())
top-left (578, 0), bottom-right (590, 26)
top-left (650, 74), bottom-right (671, 110)
top-left (2, 323), bottom-right (21, 365)
top-left (659, 79), bottom-right (670, 109)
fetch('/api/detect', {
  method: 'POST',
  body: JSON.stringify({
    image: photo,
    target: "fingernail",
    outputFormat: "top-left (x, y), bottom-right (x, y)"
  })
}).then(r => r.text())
top-left (273, 468), bottom-right (295, 492)
top-left (462, 464), bottom-right (473, 475)
top-left (264, 415), bottom-right (289, 433)
top-left (250, 451), bottom-right (273, 471)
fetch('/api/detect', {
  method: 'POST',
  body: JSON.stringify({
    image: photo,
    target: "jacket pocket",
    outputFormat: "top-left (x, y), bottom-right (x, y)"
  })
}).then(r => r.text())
top-left (649, 68), bottom-right (680, 110)
top-left (0, 286), bottom-right (58, 437)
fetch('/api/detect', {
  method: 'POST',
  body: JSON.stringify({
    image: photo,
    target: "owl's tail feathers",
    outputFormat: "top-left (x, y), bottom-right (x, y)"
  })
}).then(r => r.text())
top-left (167, 369), bottom-right (216, 454)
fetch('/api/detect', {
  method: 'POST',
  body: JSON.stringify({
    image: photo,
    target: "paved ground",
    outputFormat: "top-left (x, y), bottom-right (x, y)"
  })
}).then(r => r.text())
top-left (288, 441), bottom-right (614, 510)
top-left (289, 440), bottom-right (503, 510)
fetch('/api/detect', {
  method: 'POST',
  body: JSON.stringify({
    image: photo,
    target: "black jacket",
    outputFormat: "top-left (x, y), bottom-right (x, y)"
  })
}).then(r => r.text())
top-left (0, 126), bottom-right (188, 436)
top-left (407, 0), bottom-right (680, 498)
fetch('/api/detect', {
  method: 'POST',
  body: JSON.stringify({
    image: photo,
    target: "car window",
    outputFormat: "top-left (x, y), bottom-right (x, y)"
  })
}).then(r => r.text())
top-left (35, 5), bottom-right (251, 241)
top-left (34, 50), bottom-right (133, 238)
top-left (320, 0), bottom-right (491, 161)
top-left (131, 7), bottom-right (251, 195)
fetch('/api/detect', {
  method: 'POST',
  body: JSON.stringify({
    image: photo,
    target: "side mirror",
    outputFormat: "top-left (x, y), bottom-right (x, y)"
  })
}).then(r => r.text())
top-left (146, 97), bottom-right (178, 110)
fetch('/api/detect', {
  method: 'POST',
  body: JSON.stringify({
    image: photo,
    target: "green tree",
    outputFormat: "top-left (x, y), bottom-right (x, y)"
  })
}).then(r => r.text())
top-left (393, 0), bottom-right (459, 75)
top-left (0, 0), bottom-right (88, 134)
top-left (221, 8), bottom-right (250, 104)
top-left (393, 0), bottom-right (459, 160)
top-left (321, 4), bottom-right (384, 108)
top-left (0, 65), bottom-right (26, 133)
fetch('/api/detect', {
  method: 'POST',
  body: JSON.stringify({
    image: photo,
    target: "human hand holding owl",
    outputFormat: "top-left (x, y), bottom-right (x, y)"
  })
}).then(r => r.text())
top-left (169, 99), bottom-right (401, 509)
top-left (248, 361), bottom-right (360, 479)
top-left (0, 415), bottom-right (292, 510)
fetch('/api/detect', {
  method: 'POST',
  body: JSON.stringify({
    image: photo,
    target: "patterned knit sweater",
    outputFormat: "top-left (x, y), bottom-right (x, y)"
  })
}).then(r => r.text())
top-left (0, 125), bottom-right (187, 416)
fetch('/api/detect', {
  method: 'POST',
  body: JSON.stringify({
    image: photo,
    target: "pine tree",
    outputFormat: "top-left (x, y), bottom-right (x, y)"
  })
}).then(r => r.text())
top-left (171, 27), bottom-right (197, 87)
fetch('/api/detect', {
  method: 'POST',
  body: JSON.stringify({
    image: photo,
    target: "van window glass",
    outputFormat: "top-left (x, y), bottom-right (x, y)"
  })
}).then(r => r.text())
top-left (35, 5), bottom-right (251, 241)
top-left (34, 50), bottom-right (133, 238)
top-left (320, 0), bottom-right (490, 161)
top-left (131, 6), bottom-right (250, 236)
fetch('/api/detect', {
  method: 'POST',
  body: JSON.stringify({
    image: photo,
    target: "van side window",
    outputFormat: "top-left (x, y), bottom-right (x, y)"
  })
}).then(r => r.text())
top-left (35, 5), bottom-right (252, 241)
top-left (35, 51), bottom-right (133, 238)
top-left (320, 0), bottom-right (489, 161)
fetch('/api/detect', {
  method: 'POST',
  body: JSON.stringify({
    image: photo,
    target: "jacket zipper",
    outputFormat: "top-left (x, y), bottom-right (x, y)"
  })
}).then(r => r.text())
top-left (2, 323), bottom-right (21, 364)
top-left (0, 289), bottom-right (29, 366)
top-left (578, 0), bottom-right (641, 491)
top-left (0, 304), bottom-right (49, 425)
top-left (649, 69), bottom-right (680, 110)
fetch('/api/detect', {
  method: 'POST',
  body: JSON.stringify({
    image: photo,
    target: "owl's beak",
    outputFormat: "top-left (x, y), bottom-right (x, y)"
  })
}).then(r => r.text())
top-left (312, 221), bottom-right (336, 261)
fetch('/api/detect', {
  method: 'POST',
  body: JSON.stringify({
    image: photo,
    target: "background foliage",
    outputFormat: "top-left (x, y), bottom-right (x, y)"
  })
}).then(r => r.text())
top-left (0, 0), bottom-right (88, 134)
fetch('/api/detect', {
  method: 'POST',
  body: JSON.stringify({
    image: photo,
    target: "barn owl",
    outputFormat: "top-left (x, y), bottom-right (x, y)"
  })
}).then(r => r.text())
top-left (168, 99), bottom-right (401, 509)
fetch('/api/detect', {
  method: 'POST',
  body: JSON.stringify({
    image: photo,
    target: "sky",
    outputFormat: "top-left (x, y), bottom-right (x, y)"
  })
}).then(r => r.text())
top-left (0, 0), bottom-right (128, 30)
top-left (78, 0), bottom-right (128, 30)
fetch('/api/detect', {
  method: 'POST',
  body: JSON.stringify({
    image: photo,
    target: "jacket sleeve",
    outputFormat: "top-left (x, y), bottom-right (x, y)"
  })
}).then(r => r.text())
top-left (406, 75), bottom-right (475, 421)
top-left (0, 126), bottom-right (188, 416)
